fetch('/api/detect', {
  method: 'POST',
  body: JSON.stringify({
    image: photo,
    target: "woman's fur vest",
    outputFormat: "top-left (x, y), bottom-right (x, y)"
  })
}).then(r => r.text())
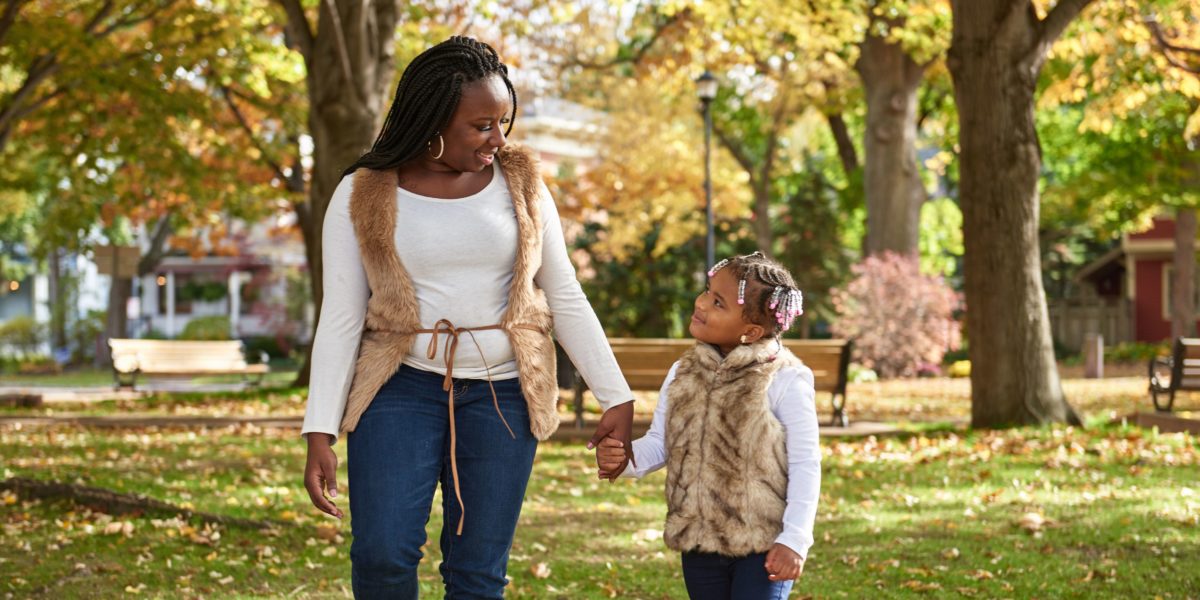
top-left (337, 144), bottom-right (560, 440)
top-left (664, 339), bottom-right (799, 556)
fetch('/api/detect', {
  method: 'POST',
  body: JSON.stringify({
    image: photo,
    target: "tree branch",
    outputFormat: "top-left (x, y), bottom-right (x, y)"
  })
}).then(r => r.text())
top-left (82, 0), bottom-right (116, 34)
top-left (827, 113), bottom-right (859, 175)
top-left (220, 84), bottom-right (291, 185)
top-left (274, 0), bottom-right (313, 62)
top-left (320, 0), bottom-right (360, 104)
top-left (1146, 17), bottom-right (1200, 74)
top-left (137, 215), bottom-right (174, 276)
top-left (1037, 0), bottom-right (1095, 49)
top-left (0, 53), bottom-right (61, 149)
top-left (94, 0), bottom-right (179, 38)
top-left (564, 10), bottom-right (684, 70)
top-left (0, 0), bottom-right (31, 49)
top-left (713, 121), bottom-right (758, 179)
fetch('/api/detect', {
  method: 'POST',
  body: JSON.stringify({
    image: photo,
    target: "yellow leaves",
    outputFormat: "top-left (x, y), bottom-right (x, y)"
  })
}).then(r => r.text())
top-left (901, 579), bottom-right (942, 591)
top-left (631, 528), bottom-right (663, 543)
top-left (102, 521), bottom-right (136, 536)
top-left (1186, 107), bottom-right (1200, 142)
top-left (530, 561), bottom-right (552, 579)
top-left (1017, 511), bottom-right (1047, 534)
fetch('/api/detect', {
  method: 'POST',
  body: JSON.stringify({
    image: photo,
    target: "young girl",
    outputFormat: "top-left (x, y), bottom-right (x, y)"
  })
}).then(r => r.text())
top-left (596, 252), bottom-right (821, 599)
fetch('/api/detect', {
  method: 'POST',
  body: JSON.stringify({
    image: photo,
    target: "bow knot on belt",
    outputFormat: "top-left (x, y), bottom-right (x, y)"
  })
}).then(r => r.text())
top-left (410, 318), bottom-right (541, 535)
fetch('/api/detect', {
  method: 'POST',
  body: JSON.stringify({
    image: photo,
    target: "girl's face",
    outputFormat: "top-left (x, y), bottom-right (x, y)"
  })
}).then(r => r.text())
top-left (433, 75), bottom-right (512, 172)
top-left (688, 268), bottom-right (765, 354)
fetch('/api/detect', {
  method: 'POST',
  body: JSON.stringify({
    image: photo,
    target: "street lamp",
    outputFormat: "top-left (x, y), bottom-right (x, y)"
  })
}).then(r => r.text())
top-left (696, 71), bottom-right (717, 270)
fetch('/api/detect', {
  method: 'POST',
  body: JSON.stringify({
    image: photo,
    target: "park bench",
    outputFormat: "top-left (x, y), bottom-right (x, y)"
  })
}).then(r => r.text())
top-left (107, 338), bottom-right (269, 390)
top-left (562, 338), bottom-right (852, 427)
top-left (1148, 337), bottom-right (1200, 412)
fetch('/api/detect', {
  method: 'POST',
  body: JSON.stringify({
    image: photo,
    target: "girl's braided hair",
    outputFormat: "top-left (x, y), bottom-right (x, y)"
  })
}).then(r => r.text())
top-left (343, 36), bottom-right (517, 176)
top-left (708, 252), bottom-right (804, 335)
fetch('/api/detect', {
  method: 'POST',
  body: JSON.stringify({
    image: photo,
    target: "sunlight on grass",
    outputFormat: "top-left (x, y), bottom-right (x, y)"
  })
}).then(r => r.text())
top-left (0, 423), bottom-right (1196, 598)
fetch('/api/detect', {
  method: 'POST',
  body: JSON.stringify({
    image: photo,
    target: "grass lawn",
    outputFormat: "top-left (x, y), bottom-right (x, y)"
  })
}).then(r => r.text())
top-left (0, 423), bottom-right (1196, 598)
top-left (0, 368), bottom-right (299, 390)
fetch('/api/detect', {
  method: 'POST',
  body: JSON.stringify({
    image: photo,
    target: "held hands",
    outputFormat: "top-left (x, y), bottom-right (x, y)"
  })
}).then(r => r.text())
top-left (587, 401), bottom-right (636, 481)
top-left (594, 437), bottom-right (628, 480)
top-left (764, 543), bottom-right (804, 581)
top-left (304, 433), bottom-right (344, 519)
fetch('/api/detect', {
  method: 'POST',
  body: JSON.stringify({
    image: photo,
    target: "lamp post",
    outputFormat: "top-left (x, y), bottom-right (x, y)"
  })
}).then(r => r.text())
top-left (696, 71), bottom-right (717, 270)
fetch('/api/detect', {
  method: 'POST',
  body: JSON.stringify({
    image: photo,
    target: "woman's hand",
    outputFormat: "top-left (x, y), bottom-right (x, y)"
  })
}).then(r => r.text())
top-left (304, 433), bottom-right (344, 519)
top-left (764, 543), bottom-right (804, 581)
top-left (594, 437), bottom-right (629, 479)
top-left (587, 401), bottom-right (636, 481)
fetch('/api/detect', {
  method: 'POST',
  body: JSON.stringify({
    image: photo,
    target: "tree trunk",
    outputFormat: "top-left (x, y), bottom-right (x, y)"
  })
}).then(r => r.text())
top-left (1172, 207), bottom-right (1197, 340)
top-left (753, 182), bottom-right (773, 257)
top-left (105, 277), bottom-right (130, 357)
top-left (948, 0), bottom-right (1092, 428)
top-left (857, 26), bottom-right (927, 257)
top-left (282, 0), bottom-right (400, 387)
top-left (47, 248), bottom-right (67, 350)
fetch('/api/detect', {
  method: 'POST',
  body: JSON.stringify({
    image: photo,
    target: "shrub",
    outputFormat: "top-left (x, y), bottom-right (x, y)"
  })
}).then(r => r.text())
top-left (0, 316), bottom-right (44, 358)
top-left (242, 335), bottom-right (298, 364)
top-left (1104, 341), bottom-right (1168, 364)
top-left (180, 316), bottom-right (231, 341)
top-left (831, 252), bottom-right (963, 378)
top-left (68, 310), bottom-right (105, 366)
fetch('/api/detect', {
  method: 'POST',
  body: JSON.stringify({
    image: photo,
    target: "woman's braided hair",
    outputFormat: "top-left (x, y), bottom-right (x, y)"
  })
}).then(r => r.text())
top-left (708, 251), bottom-right (804, 335)
top-left (343, 36), bottom-right (517, 176)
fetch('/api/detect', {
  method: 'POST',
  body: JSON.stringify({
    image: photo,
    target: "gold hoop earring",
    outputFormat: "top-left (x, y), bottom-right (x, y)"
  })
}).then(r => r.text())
top-left (428, 134), bottom-right (444, 160)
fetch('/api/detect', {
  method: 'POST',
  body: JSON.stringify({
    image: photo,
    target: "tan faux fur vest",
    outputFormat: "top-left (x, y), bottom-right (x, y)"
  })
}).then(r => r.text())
top-left (663, 339), bottom-right (798, 556)
top-left (337, 144), bottom-right (560, 440)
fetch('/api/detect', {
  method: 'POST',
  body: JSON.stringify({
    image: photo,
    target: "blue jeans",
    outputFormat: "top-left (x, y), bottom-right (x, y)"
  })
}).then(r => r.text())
top-left (347, 365), bottom-right (538, 599)
top-left (681, 551), bottom-right (794, 600)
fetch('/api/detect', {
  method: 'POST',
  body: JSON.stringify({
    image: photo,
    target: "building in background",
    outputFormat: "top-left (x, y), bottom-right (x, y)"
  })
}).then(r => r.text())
top-left (1054, 216), bottom-right (1200, 348)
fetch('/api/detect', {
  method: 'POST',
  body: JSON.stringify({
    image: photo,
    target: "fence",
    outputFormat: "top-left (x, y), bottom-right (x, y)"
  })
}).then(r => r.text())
top-left (1047, 298), bottom-right (1133, 351)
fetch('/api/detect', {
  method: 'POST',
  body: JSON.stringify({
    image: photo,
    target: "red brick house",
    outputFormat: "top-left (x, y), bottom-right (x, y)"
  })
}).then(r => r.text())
top-left (1063, 216), bottom-right (1198, 347)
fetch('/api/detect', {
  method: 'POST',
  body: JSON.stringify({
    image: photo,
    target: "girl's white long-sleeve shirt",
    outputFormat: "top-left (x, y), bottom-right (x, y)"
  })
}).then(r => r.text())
top-left (624, 361), bottom-right (822, 559)
top-left (301, 164), bottom-right (633, 440)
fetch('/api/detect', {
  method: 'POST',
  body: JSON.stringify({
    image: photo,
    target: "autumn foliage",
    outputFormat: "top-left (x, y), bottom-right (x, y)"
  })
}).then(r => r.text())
top-left (831, 252), bottom-right (962, 378)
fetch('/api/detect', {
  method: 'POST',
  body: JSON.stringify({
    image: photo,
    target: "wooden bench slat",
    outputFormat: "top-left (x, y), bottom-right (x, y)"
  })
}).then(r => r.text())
top-left (108, 339), bottom-right (269, 390)
top-left (572, 337), bottom-right (851, 426)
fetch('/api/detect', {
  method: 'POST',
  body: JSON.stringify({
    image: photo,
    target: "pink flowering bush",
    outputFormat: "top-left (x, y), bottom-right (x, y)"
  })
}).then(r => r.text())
top-left (831, 252), bottom-right (963, 378)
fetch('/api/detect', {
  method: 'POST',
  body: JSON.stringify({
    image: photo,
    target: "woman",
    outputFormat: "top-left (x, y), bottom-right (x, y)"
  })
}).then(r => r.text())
top-left (300, 36), bottom-right (635, 599)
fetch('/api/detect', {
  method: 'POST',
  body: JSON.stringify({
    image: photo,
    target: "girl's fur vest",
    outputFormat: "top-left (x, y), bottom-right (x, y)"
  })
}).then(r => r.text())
top-left (664, 339), bottom-right (800, 556)
top-left (337, 144), bottom-right (560, 440)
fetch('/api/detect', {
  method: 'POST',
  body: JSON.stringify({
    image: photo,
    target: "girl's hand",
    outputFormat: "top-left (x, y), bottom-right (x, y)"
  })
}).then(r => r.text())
top-left (304, 433), bottom-right (344, 519)
top-left (587, 401), bottom-right (636, 481)
top-left (764, 543), bottom-right (804, 581)
top-left (594, 437), bottom-right (629, 479)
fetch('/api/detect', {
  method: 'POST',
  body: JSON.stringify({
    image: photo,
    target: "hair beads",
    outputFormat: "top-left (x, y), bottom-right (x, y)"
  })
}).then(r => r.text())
top-left (706, 253), bottom-right (804, 334)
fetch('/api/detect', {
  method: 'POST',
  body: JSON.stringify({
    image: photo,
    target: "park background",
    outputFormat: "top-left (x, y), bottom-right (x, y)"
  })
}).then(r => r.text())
top-left (0, 0), bottom-right (1198, 598)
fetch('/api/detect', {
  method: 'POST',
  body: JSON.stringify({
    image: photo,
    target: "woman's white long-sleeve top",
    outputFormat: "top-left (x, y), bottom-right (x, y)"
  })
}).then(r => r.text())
top-left (302, 164), bottom-right (633, 439)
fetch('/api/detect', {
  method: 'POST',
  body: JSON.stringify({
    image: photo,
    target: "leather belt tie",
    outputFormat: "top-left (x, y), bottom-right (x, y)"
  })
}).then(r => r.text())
top-left (413, 318), bottom-right (540, 536)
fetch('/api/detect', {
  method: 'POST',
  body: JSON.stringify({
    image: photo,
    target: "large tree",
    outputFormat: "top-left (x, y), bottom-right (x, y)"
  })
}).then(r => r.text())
top-left (855, 1), bottom-right (950, 257)
top-left (1, 0), bottom-right (281, 349)
top-left (271, 0), bottom-right (401, 385)
top-left (947, 0), bottom-right (1094, 427)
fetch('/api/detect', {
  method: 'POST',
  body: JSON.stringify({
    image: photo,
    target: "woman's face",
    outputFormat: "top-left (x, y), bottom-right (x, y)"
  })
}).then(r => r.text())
top-left (432, 75), bottom-right (512, 172)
